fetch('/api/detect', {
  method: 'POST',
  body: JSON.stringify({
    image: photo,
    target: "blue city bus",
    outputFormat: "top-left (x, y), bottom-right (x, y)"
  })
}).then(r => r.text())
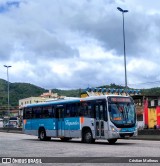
top-left (23, 95), bottom-right (137, 144)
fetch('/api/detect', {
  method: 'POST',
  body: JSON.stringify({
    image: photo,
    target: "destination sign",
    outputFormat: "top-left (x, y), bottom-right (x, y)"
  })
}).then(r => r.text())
top-left (110, 97), bottom-right (131, 103)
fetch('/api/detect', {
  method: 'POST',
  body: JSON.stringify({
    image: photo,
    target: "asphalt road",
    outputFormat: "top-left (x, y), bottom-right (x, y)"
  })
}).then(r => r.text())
top-left (0, 132), bottom-right (160, 166)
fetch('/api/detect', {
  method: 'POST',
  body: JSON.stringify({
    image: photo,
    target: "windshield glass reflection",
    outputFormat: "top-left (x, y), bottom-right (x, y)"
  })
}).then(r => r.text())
top-left (109, 102), bottom-right (136, 127)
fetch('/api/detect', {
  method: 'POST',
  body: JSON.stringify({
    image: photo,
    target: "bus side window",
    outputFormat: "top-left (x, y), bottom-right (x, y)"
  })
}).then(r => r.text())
top-left (42, 106), bottom-right (53, 118)
top-left (95, 105), bottom-right (99, 120)
top-left (100, 102), bottom-right (108, 121)
top-left (48, 106), bottom-right (53, 118)
top-left (66, 104), bottom-right (71, 117)
top-left (88, 103), bottom-right (93, 118)
top-left (38, 107), bottom-right (42, 118)
top-left (65, 103), bottom-right (78, 117)
top-left (52, 107), bottom-right (55, 118)
top-left (32, 107), bottom-right (36, 119)
top-left (24, 108), bottom-right (32, 119)
top-left (32, 107), bottom-right (42, 118)
top-left (94, 100), bottom-right (107, 121)
top-left (90, 101), bottom-right (94, 118)
top-left (55, 107), bottom-right (58, 118)
top-left (104, 103), bottom-right (108, 121)
top-left (61, 108), bottom-right (65, 119)
top-left (77, 103), bottom-right (83, 116)
top-left (23, 108), bottom-right (26, 119)
top-left (80, 102), bottom-right (86, 117)
top-left (70, 104), bottom-right (77, 117)
top-left (56, 107), bottom-right (65, 119)
top-left (82, 102), bottom-right (92, 118)
top-left (100, 104), bottom-right (106, 120)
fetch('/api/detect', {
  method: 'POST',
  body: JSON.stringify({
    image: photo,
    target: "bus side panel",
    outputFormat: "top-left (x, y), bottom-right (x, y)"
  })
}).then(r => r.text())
top-left (23, 119), bottom-right (33, 135)
top-left (57, 118), bottom-right (65, 137)
top-left (31, 119), bottom-right (39, 136)
top-left (80, 117), bottom-right (96, 138)
top-left (39, 118), bottom-right (57, 137)
top-left (104, 121), bottom-right (110, 139)
top-left (47, 118), bottom-right (58, 137)
top-left (63, 117), bottom-right (81, 138)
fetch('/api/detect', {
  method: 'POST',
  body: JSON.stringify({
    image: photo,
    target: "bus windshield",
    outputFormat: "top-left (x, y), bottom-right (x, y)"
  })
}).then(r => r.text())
top-left (108, 97), bottom-right (136, 127)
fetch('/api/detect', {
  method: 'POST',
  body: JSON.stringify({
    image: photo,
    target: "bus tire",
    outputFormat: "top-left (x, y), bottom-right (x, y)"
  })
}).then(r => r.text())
top-left (83, 129), bottom-right (94, 143)
top-left (108, 139), bottom-right (117, 144)
top-left (39, 128), bottom-right (47, 141)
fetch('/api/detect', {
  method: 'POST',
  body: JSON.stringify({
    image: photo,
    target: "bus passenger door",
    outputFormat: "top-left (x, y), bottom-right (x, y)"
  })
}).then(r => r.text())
top-left (56, 106), bottom-right (65, 137)
top-left (94, 101), bottom-right (106, 139)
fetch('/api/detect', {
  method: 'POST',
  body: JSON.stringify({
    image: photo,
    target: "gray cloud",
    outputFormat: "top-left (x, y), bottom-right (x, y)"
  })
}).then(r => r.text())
top-left (59, 1), bottom-right (160, 59)
top-left (1, 0), bottom-right (160, 89)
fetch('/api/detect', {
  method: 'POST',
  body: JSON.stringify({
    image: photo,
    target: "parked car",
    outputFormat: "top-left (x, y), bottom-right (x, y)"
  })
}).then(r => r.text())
top-left (4, 117), bottom-right (19, 128)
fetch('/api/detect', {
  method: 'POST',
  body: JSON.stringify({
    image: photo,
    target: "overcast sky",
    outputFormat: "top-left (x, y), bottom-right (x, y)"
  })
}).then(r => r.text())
top-left (1, 0), bottom-right (160, 90)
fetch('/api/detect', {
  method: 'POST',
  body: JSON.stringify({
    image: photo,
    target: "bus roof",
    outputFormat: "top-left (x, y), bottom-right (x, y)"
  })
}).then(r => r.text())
top-left (81, 94), bottom-right (130, 100)
top-left (24, 94), bottom-right (131, 108)
top-left (24, 98), bottom-right (81, 107)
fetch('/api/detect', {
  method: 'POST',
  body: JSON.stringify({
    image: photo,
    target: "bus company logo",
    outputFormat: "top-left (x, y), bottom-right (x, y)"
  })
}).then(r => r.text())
top-left (65, 120), bottom-right (79, 126)
top-left (2, 158), bottom-right (11, 164)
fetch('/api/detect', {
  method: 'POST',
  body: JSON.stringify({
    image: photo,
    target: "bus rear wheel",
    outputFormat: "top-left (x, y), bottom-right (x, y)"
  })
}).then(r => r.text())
top-left (39, 129), bottom-right (46, 141)
top-left (108, 139), bottom-right (117, 144)
top-left (83, 129), bottom-right (95, 143)
top-left (39, 128), bottom-right (51, 141)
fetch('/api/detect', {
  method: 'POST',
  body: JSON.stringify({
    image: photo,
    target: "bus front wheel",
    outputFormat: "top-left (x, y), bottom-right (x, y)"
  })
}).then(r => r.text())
top-left (83, 129), bottom-right (95, 143)
top-left (108, 139), bottom-right (117, 144)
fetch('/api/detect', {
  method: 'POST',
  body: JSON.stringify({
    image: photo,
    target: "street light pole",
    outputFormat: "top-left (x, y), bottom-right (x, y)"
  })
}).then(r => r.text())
top-left (117, 7), bottom-right (128, 90)
top-left (4, 65), bottom-right (12, 116)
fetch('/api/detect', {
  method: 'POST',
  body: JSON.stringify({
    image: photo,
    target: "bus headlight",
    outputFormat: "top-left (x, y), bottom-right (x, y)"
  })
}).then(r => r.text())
top-left (110, 125), bottom-right (118, 132)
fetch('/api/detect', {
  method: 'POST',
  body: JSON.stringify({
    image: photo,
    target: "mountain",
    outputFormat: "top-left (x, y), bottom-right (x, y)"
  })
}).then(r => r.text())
top-left (51, 88), bottom-right (80, 98)
top-left (141, 87), bottom-right (160, 96)
top-left (0, 79), bottom-right (46, 107)
top-left (0, 79), bottom-right (80, 107)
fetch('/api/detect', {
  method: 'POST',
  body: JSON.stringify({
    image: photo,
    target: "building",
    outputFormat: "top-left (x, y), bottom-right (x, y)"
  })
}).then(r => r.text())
top-left (19, 90), bottom-right (60, 108)
top-left (18, 90), bottom-right (66, 117)
top-left (19, 97), bottom-right (46, 108)
top-left (40, 90), bottom-right (58, 99)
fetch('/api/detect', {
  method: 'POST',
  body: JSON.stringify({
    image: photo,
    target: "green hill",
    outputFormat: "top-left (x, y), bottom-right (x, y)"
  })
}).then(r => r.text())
top-left (0, 79), bottom-right (80, 107)
top-left (1, 78), bottom-right (160, 108)
top-left (0, 79), bottom-right (46, 107)
top-left (51, 88), bottom-right (80, 98)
